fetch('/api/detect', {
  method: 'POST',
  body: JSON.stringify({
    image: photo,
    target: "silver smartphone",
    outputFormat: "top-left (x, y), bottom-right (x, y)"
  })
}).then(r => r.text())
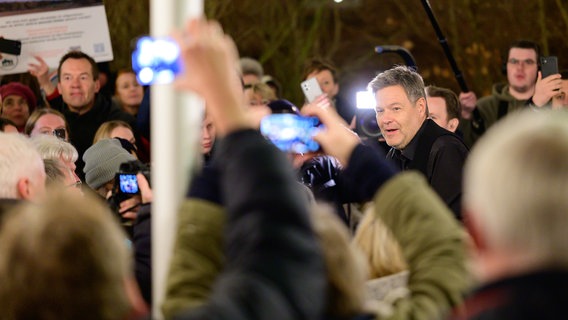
top-left (301, 77), bottom-right (324, 103)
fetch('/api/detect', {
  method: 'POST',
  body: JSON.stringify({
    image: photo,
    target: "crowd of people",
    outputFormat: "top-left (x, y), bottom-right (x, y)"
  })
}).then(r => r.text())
top-left (1, 16), bottom-right (567, 320)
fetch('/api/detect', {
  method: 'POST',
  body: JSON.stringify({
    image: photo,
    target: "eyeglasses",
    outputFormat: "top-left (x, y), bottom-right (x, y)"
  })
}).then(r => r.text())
top-left (39, 128), bottom-right (67, 140)
top-left (508, 58), bottom-right (537, 67)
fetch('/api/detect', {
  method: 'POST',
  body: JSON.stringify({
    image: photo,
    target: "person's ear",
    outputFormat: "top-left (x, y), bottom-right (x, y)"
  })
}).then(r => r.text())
top-left (417, 97), bottom-right (427, 116)
top-left (94, 78), bottom-right (101, 93)
top-left (447, 117), bottom-right (459, 132)
top-left (463, 209), bottom-right (486, 254)
top-left (16, 178), bottom-right (32, 200)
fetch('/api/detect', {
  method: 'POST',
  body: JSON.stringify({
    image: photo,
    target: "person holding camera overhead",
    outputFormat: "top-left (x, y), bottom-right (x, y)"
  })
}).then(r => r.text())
top-left (303, 58), bottom-right (356, 128)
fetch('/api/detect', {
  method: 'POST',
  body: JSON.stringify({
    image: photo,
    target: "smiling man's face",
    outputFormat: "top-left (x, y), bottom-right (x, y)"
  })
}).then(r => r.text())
top-left (375, 85), bottom-right (427, 150)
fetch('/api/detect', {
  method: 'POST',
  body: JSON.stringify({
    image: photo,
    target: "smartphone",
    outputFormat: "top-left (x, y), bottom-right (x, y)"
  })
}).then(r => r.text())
top-left (260, 114), bottom-right (321, 154)
top-left (540, 56), bottom-right (559, 78)
top-left (131, 36), bottom-right (182, 85)
top-left (0, 38), bottom-right (22, 56)
top-left (117, 173), bottom-right (139, 195)
top-left (301, 77), bottom-right (324, 103)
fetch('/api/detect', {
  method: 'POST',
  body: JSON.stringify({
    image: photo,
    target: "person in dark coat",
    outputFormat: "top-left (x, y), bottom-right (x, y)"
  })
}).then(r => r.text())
top-left (165, 18), bottom-right (327, 320)
top-left (369, 65), bottom-right (468, 220)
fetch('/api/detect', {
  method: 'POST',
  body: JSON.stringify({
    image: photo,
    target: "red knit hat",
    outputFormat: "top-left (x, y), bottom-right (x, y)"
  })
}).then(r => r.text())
top-left (0, 82), bottom-right (37, 112)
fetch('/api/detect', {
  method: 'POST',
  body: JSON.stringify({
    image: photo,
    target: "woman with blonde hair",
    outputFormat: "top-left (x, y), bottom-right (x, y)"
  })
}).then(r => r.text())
top-left (25, 108), bottom-right (71, 141)
top-left (310, 205), bottom-right (372, 319)
top-left (244, 82), bottom-right (276, 108)
top-left (353, 206), bottom-right (409, 304)
top-left (93, 120), bottom-right (138, 158)
top-left (353, 206), bottom-right (407, 279)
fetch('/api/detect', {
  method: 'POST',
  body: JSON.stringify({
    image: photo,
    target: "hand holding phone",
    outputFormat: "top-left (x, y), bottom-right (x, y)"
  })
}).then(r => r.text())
top-left (260, 114), bottom-right (322, 154)
top-left (300, 101), bottom-right (361, 166)
top-left (301, 77), bottom-right (324, 103)
top-left (540, 56), bottom-right (559, 78)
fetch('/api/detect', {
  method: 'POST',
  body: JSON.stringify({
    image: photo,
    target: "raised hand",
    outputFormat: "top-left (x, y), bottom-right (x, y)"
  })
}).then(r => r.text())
top-left (532, 71), bottom-right (563, 107)
top-left (459, 91), bottom-right (477, 120)
top-left (173, 18), bottom-right (249, 136)
top-left (301, 94), bottom-right (360, 167)
top-left (28, 55), bottom-right (56, 95)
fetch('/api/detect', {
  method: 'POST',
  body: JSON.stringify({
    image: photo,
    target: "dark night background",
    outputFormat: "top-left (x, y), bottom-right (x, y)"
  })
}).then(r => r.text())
top-left (105, 0), bottom-right (568, 107)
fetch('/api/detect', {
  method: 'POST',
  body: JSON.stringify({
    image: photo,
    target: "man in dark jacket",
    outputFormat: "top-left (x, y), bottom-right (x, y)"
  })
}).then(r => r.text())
top-left (29, 51), bottom-right (136, 181)
top-left (368, 65), bottom-right (468, 220)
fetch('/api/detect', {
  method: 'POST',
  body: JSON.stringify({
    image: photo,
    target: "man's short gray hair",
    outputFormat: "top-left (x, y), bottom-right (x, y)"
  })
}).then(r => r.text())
top-left (367, 65), bottom-right (426, 105)
top-left (0, 133), bottom-right (44, 198)
top-left (239, 57), bottom-right (264, 78)
top-left (31, 134), bottom-right (78, 163)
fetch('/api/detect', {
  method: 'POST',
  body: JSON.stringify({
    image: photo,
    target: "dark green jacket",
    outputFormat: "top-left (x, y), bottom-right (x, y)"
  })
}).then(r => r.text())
top-left (460, 83), bottom-right (529, 147)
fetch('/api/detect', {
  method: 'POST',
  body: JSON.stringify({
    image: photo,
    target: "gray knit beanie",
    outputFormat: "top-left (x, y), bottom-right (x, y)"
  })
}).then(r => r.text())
top-left (83, 138), bottom-right (136, 190)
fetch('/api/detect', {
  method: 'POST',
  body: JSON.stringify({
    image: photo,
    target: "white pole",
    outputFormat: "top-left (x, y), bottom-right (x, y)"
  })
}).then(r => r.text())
top-left (150, 1), bottom-right (203, 319)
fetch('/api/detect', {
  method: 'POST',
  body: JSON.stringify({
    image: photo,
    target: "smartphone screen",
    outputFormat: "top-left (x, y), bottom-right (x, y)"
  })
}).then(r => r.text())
top-left (260, 114), bottom-right (321, 154)
top-left (540, 56), bottom-right (559, 78)
top-left (301, 77), bottom-right (324, 103)
top-left (118, 174), bottom-right (139, 194)
top-left (132, 36), bottom-right (182, 85)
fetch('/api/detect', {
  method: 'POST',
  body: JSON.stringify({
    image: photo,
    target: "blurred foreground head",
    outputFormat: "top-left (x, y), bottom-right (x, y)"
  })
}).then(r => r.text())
top-left (311, 204), bottom-right (367, 318)
top-left (0, 190), bottom-right (140, 319)
top-left (464, 109), bottom-right (568, 280)
top-left (0, 132), bottom-right (46, 201)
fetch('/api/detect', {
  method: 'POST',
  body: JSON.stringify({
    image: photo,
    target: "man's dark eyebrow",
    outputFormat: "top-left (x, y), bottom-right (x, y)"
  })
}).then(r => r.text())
top-left (61, 72), bottom-right (91, 77)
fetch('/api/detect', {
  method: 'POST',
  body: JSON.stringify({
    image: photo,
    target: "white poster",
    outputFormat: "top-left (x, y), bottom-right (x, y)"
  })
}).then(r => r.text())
top-left (0, 0), bottom-right (113, 75)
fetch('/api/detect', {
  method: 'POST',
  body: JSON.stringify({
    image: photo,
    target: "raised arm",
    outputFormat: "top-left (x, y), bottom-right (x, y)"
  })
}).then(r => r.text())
top-left (28, 55), bottom-right (57, 97)
top-left (168, 18), bottom-right (326, 320)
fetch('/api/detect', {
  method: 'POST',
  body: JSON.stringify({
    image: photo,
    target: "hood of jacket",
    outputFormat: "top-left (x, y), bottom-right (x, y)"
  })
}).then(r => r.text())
top-left (491, 82), bottom-right (518, 102)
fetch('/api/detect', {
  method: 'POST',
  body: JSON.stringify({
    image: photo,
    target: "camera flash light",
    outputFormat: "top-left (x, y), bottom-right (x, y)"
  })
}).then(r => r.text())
top-left (356, 91), bottom-right (375, 109)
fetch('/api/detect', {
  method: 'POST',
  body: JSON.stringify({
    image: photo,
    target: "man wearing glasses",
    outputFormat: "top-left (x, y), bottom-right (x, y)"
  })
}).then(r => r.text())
top-left (458, 40), bottom-right (562, 147)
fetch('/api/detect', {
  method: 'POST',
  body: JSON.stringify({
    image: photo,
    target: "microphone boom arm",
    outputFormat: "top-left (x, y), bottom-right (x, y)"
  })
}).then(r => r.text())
top-left (420, 0), bottom-right (469, 92)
